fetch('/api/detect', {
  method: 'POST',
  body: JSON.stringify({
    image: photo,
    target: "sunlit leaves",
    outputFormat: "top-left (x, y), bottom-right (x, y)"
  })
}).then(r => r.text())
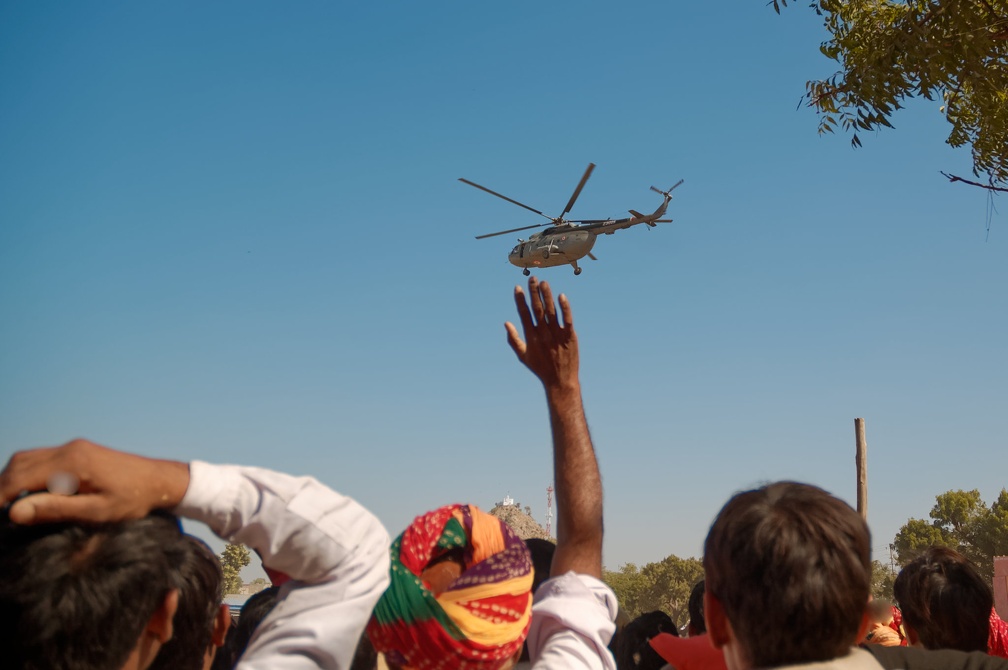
top-left (603, 554), bottom-right (705, 627)
top-left (778, 0), bottom-right (1008, 188)
top-left (220, 542), bottom-right (252, 594)
top-left (893, 488), bottom-right (1008, 583)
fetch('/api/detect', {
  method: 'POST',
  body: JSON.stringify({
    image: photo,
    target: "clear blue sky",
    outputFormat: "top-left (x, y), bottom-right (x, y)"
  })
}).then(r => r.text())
top-left (2, 2), bottom-right (1005, 576)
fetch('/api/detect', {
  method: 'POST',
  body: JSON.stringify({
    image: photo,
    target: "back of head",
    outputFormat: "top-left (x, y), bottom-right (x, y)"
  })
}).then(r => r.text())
top-left (367, 504), bottom-right (533, 670)
top-left (0, 513), bottom-right (186, 670)
top-left (687, 580), bottom-right (706, 636)
top-left (227, 586), bottom-right (279, 664)
top-left (613, 610), bottom-right (677, 670)
top-left (703, 481), bottom-right (871, 667)
top-left (148, 535), bottom-right (224, 670)
top-left (893, 546), bottom-right (992, 652)
top-left (524, 537), bottom-right (556, 595)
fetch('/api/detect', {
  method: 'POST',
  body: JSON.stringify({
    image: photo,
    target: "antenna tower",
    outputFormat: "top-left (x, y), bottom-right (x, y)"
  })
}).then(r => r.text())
top-left (545, 483), bottom-right (554, 537)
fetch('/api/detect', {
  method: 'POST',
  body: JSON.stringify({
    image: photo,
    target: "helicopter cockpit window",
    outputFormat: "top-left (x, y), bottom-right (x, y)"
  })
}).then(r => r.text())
top-left (511, 245), bottom-right (521, 255)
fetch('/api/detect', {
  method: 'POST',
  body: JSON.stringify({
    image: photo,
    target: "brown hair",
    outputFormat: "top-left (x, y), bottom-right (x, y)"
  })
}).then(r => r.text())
top-left (703, 481), bottom-right (871, 667)
top-left (893, 546), bottom-right (992, 652)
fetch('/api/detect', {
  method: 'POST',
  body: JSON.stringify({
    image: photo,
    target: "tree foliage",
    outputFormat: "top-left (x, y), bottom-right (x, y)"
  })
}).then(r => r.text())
top-left (774, 0), bottom-right (1008, 189)
top-left (893, 488), bottom-right (1008, 583)
top-left (870, 559), bottom-right (897, 602)
top-left (602, 554), bottom-right (704, 628)
top-left (220, 543), bottom-right (251, 594)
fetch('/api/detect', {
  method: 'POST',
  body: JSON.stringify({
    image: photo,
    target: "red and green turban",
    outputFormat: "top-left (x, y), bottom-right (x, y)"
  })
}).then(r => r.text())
top-left (367, 504), bottom-right (534, 669)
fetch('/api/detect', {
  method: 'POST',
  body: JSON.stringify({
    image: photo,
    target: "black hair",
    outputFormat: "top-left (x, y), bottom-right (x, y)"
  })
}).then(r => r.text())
top-left (893, 546), bottom-right (992, 652)
top-left (704, 482), bottom-right (871, 667)
top-left (613, 610), bottom-right (677, 670)
top-left (225, 586), bottom-right (279, 664)
top-left (0, 514), bottom-right (187, 670)
top-left (149, 535), bottom-right (224, 670)
top-left (687, 579), bottom-right (706, 635)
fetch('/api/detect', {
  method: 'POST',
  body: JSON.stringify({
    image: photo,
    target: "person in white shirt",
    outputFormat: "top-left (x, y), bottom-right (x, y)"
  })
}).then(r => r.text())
top-left (0, 443), bottom-right (390, 670)
top-left (1, 276), bottom-right (616, 670)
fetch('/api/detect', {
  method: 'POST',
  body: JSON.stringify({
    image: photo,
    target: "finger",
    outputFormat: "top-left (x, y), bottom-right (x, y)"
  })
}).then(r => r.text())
top-left (528, 276), bottom-right (546, 325)
top-left (538, 281), bottom-right (557, 327)
top-left (513, 286), bottom-right (535, 335)
top-left (0, 447), bottom-right (60, 504)
top-left (505, 322), bottom-right (527, 359)
top-left (8, 492), bottom-right (115, 525)
top-left (558, 293), bottom-right (573, 330)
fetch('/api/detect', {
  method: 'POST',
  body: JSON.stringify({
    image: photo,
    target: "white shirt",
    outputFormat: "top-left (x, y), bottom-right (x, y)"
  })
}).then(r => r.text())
top-left (176, 461), bottom-right (391, 670)
top-left (527, 572), bottom-right (618, 670)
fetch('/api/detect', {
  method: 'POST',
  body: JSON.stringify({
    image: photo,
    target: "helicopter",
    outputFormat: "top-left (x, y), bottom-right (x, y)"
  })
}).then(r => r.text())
top-left (460, 163), bottom-right (683, 275)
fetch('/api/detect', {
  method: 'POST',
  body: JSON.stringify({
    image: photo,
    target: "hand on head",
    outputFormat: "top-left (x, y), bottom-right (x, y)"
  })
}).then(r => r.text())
top-left (0, 439), bottom-right (190, 525)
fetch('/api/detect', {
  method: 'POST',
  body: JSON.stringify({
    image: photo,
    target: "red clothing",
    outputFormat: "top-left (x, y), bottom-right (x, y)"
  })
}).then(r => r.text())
top-left (989, 609), bottom-right (1008, 659)
top-left (649, 633), bottom-right (728, 670)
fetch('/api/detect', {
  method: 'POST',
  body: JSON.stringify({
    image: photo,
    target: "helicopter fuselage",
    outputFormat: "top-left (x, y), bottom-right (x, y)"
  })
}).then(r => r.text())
top-left (509, 227), bottom-right (596, 269)
top-left (463, 163), bottom-right (681, 276)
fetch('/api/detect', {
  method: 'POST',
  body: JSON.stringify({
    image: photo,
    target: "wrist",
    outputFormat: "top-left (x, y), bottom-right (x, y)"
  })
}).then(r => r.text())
top-left (544, 380), bottom-right (582, 404)
top-left (151, 459), bottom-right (190, 509)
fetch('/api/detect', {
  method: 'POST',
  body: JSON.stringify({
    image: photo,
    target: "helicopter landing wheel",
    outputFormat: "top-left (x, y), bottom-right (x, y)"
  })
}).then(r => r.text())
top-left (523, 268), bottom-right (531, 276)
top-left (573, 267), bottom-right (582, 276)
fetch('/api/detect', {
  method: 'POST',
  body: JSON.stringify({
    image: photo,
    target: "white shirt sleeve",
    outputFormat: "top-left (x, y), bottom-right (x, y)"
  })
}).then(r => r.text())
top-left (175, 461), bottom-right (391, 670)
top-left (527, 572), bottom-right (618, 670)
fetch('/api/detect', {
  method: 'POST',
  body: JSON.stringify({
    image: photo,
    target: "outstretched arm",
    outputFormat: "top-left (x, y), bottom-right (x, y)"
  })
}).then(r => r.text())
top-left (506, 277), bottom-right (603, 578)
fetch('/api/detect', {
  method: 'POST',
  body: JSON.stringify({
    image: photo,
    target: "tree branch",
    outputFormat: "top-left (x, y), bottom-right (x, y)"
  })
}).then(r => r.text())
top-left (941, 172), bottom-right (1008, 193)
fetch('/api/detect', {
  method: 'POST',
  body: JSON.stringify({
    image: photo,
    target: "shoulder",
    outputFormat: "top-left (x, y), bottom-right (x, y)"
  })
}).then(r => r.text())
top-left (864, 644), bottom-right (1008, 670)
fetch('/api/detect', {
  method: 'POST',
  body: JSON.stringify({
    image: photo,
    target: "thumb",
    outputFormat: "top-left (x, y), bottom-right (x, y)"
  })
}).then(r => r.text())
top-left (505, 322), bottom-right (527, 358)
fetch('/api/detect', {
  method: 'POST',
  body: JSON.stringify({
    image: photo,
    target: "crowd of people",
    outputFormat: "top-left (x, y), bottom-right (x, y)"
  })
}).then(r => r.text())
top-left (2, 277), bottom-right (1007, 670)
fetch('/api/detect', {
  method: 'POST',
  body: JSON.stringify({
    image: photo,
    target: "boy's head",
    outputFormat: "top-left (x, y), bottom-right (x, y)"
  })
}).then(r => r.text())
top-left (893, 546), bottom-right (992, 652)
top-left (703, 481), bottom-right (871, 669)
top-left (0, 513), bottom-right (187, 670)
top-left (148, 535), bottom-right (230, 670)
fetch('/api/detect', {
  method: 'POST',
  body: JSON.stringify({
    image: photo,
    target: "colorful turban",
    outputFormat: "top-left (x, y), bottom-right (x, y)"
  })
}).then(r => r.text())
top-left (367, 504), bottom-right (534, 670)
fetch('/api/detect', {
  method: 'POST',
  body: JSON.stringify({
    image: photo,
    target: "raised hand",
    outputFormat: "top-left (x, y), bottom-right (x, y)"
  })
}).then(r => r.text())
top-left (505, 276), bottom-right (580, 393)
top-left (0, 439), bottom-right (189, 525)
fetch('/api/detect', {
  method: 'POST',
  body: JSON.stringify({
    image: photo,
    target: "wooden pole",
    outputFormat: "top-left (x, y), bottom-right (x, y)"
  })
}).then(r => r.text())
top-left (855, 417), bottom-right (868, 521)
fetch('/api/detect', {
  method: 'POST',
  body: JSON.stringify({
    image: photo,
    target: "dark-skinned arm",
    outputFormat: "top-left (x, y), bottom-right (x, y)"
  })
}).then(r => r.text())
top-left (506, 276), bottom-right (603, 578)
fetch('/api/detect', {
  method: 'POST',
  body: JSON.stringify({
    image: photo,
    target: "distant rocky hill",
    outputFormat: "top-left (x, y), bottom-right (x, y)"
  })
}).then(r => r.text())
top-left (489, 504), bottom-right (552, 540)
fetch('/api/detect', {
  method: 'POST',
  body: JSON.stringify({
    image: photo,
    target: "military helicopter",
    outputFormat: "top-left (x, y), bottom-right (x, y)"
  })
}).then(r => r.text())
top-left (460, 163), bottom-right (682, 275)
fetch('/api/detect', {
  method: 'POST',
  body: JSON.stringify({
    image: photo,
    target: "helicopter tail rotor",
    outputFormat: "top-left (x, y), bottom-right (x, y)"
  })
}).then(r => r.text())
top-left (650, 178), bottom-right (684, 199)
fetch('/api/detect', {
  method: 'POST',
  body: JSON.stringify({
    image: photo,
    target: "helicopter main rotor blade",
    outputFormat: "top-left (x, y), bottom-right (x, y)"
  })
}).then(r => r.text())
top-left (475, 222), bottom-right (550, 240)
top-left (560, 163), bottom-right (596, 218)
top-left (458, 178), bottom-right (553, 221)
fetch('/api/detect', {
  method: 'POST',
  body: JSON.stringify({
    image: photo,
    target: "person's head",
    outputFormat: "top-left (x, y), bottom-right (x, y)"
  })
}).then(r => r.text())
top-left (687, 579), bottom-right (706, 637)
top-left (866, 598), bottom-right (894, 627)
top-left (367, 504), bottom-right (533, 670)
top-left (702, 481), bottom-right (871, 669)
top-left (524, 537), bottom-right (556, 595)
top-left (0, 512), bottom-right (186, 670)
top-left (613, 610), bottom-right (677, 670)
top-left (519, 537), bottom-right (557, 662)
top-left (893, 546), bottom-right (992, 652)
top-left (225, 586), bottom-right (279, 665)
top-left (149, 535), bottom-right (230, 670)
